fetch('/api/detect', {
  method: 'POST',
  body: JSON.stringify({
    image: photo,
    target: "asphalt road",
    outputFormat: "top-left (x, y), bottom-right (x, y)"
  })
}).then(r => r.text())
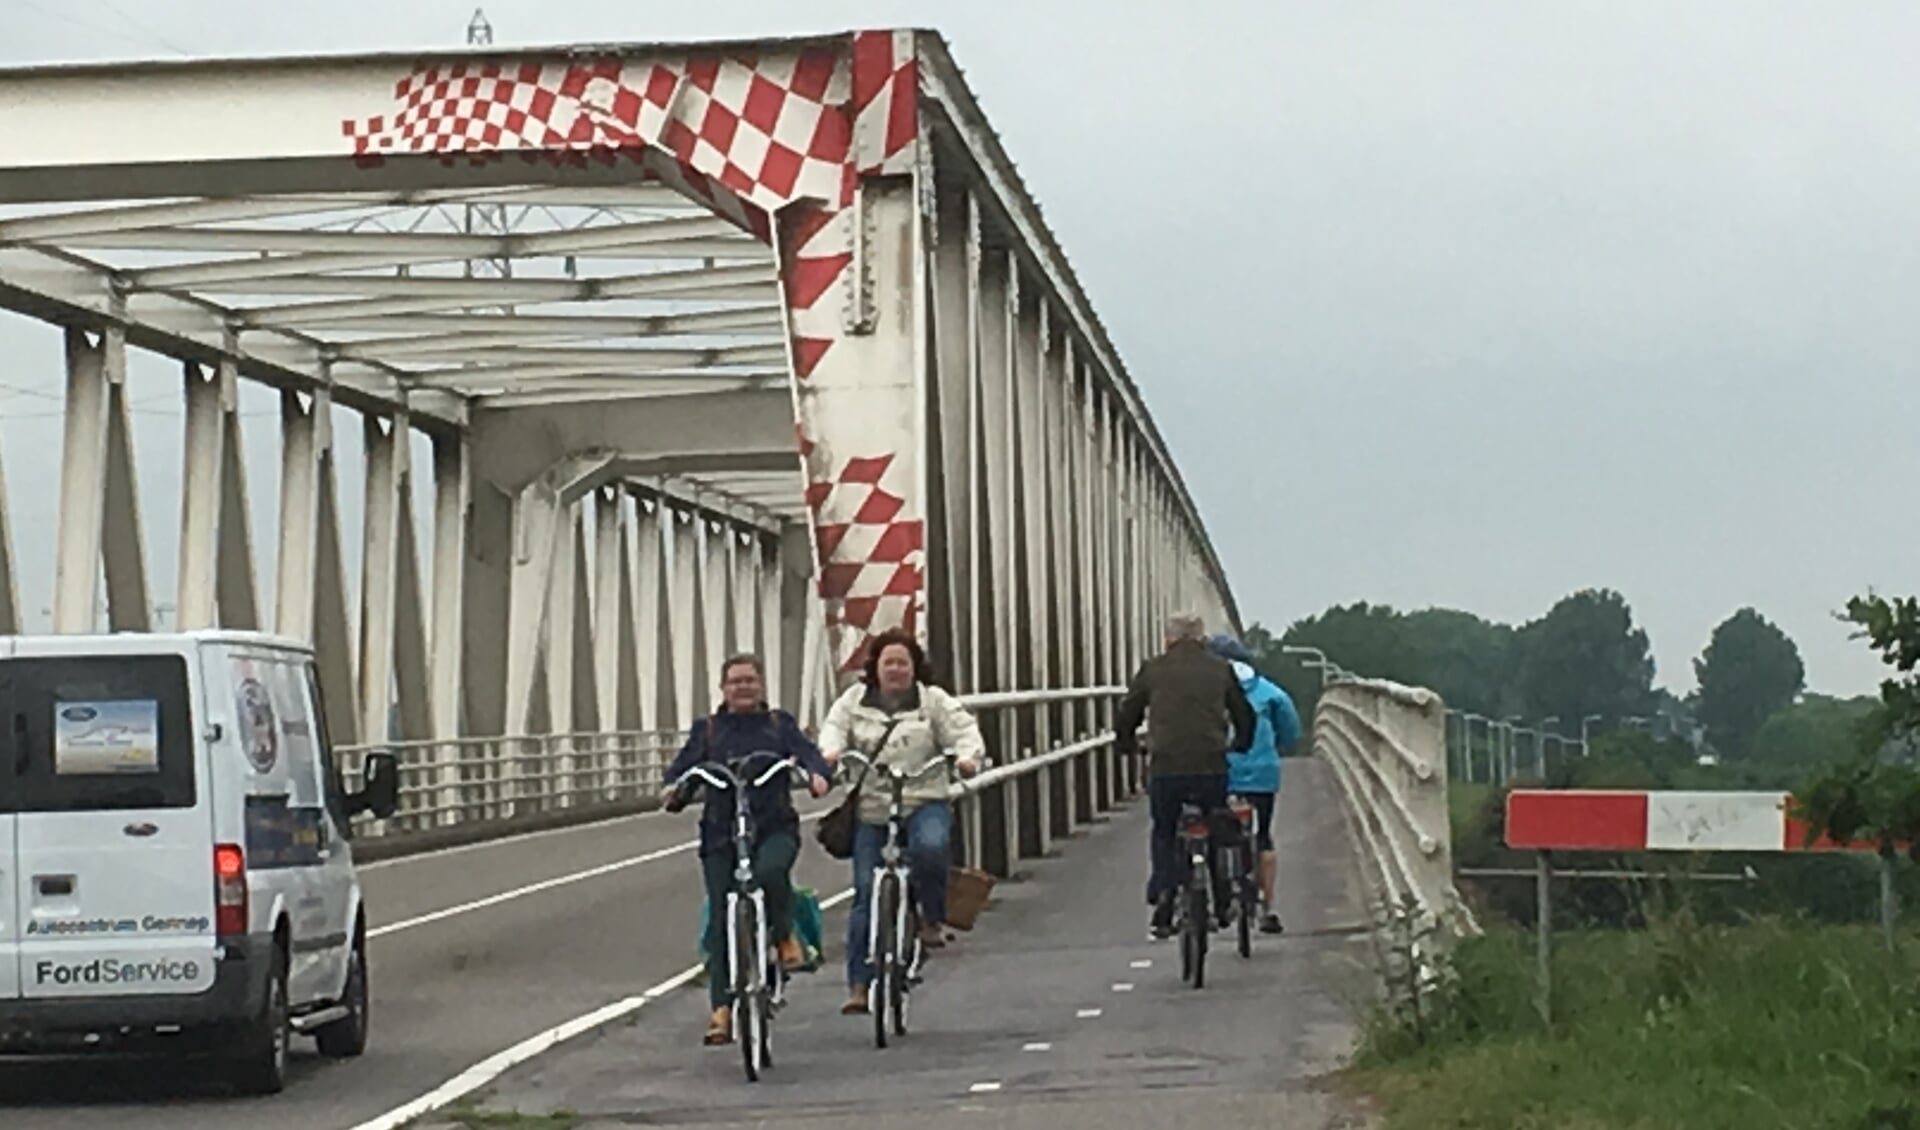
top-left (428, 759), bottom-right (1380, 1130)
top-left (0, 801), bottom-right (848, 1129)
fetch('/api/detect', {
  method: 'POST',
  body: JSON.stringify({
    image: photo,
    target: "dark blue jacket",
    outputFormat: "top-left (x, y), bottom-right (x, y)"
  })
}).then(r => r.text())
top-left (663, 705), bottom-right (831, 857)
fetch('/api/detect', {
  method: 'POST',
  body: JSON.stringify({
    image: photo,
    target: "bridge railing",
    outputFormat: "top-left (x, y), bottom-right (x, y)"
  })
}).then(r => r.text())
top-left (1314, 677), bottom-right (1480, 975)
top-left (337, 687), bottom-right (1139, 860)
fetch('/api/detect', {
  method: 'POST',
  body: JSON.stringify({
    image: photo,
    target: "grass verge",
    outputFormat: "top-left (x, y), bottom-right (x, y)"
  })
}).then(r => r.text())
top-left (1346, 916), bottom-right (1920, 1130)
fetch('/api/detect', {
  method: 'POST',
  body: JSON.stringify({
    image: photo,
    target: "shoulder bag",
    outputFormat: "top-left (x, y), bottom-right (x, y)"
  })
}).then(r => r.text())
top-left (815, 718), bottom-right (899, 860)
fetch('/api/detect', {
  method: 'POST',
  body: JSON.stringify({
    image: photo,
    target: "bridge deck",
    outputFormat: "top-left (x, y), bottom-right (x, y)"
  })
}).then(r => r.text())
top-left (430, 760), bottom-right (1376, 1129)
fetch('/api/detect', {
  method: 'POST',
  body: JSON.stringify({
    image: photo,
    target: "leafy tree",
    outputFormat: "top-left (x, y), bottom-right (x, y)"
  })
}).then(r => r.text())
top-left (1748, 693), bottom-right (1878, 787)
top-left (1513, 588), bottom-right (1657, 726)
top-left (1693, 607), bottom-right (1806, 760)
top-left (1793, 593), bottom-right (1920, 862)
top-left (1397, 608), bottom-right (1520, 719)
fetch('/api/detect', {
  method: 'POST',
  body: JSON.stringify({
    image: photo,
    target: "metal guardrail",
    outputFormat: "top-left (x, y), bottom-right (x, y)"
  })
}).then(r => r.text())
top-left (338, 687), bottom-right (1139, 870)
top-left (1314, 677), bottom-right (1480, 977)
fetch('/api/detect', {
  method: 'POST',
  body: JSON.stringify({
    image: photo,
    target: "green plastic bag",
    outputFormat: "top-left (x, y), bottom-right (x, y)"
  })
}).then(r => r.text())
top-left (697, 886), bottom-right (824, 970)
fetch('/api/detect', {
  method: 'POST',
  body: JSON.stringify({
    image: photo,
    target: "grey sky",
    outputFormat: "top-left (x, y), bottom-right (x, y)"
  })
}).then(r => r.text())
top-left (3, 1), bottom-right (1915, 697)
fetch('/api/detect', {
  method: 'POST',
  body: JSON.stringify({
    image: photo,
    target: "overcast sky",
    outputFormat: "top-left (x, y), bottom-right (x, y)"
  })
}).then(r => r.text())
top-left (3, 1), bottom-right (1915, 697)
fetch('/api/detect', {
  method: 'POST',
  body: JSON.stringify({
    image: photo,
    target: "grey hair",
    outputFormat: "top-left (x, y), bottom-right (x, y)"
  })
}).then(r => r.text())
top-left (1163, 613), bottom-right (1205, 644)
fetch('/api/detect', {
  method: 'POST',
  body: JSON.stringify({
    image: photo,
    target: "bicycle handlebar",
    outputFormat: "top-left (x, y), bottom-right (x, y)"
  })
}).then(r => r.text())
top-left (833, 749), bottom-right (958, 784)
top-left (669, 750), bottom-right (800, 795)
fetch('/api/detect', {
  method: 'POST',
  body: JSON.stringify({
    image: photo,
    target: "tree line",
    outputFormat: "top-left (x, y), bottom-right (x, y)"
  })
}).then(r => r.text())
top-left (1239, 587), bottom-right (1878, 783)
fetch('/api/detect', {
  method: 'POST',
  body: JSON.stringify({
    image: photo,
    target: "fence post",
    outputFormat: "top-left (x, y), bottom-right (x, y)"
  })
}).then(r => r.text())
top-left (1535, 849), bottom-right (1554, 1029)
top-left (1880, 848), bottom-right (1899, 954)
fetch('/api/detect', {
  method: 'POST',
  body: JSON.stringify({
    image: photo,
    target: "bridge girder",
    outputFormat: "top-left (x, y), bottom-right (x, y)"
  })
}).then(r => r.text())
top-left (0, 28), bottom-right (1238, 755)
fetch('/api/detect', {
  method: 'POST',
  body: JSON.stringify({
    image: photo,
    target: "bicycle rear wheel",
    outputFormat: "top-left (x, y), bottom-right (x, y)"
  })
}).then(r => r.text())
top-left (1186, 868), bottom-right (1210, 990)
top-left (1234, 848), bottom-right (1255, 959)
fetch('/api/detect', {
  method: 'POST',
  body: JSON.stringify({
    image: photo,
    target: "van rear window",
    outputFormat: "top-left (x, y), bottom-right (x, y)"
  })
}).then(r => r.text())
top-left (0, 654), bottom-right (196, 812)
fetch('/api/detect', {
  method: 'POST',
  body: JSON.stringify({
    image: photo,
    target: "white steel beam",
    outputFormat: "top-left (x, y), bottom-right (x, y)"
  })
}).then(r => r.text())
top-left (430, 433), bottom-right (470, 741)
top-left (310, 396), bottom-right (359, 747)
top-left (271, 306), bottom-right (784, 338)
top-left (202, 263), bottom-right (774, 303)
top-left (129, 234), bottom-right (757, 289)
top-left (390, 429), bottom-right (432, 743)
top-left (215, 359), bottom-right (262, 630)
top-left (0, 246), bottom-right (465, 427)
top-left (0, 193), bottom-right (474, 241)
top-left (51, 328), bottom-right (109, 632)
top-left (357, 413), bottom-right (403, 743)
top-left (176, 360), bottom-right (227, 629)
top-left (670, 507), bottom-right (702, 731)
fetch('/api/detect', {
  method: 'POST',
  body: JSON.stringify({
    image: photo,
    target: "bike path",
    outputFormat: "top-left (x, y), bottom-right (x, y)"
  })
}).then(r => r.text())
top-left (439, 759), bottom-right (1381, 1129)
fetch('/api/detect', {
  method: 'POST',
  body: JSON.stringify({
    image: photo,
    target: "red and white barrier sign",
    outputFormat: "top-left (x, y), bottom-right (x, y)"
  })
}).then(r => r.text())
top-left (1504, 789), bottom-right (1882, 853)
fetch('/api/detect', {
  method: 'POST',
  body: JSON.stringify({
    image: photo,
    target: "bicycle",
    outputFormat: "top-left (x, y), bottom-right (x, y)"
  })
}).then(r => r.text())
top-left (833, 749), bottom-right (956, 1048)
top-left (1220, 793), bottom-right (1260, 959)
top-left (667, 750), bottom-right (801, 1082)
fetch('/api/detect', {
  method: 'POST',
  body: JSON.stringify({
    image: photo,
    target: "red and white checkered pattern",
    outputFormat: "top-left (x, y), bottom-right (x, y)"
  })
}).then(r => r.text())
top-left (849, 29), bottom-right (918, 176)
top-left (343, 32), bottom-right (928, 674)
top-left (341, 49), bottom-right (851, 216)
top-left (804, 449), bottom-right (922, 608)
top-left (1505, 789), bottom-right (1888, 853)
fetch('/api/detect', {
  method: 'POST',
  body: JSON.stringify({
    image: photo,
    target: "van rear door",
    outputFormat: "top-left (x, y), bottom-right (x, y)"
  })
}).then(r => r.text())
top-left (8, 649), bottom-right (217, 1000)
top-left (0, 638), bottom-right (18, 1000)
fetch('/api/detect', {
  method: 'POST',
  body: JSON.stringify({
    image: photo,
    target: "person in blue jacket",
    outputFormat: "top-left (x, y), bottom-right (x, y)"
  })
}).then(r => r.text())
top-left (1206, 633), bottom-right (1300, 935)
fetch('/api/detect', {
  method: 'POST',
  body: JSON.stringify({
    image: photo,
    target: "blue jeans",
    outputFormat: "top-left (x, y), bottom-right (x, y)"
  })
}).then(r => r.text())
top-left (846, 801), bottom-right (952, 986)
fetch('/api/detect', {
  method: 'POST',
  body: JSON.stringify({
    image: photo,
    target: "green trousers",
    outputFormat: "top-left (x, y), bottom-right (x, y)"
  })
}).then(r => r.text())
top-left (701, 831), bottom-right (798, 1007)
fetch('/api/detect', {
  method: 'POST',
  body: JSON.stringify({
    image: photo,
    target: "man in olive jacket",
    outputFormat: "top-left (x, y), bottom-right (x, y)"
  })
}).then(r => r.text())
top-left (1115, 613), bottom-right (1256, 939)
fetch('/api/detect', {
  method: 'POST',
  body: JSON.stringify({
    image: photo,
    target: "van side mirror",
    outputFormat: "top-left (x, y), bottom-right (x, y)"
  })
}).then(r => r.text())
top-left (348, 751), bottom-right (401, 821)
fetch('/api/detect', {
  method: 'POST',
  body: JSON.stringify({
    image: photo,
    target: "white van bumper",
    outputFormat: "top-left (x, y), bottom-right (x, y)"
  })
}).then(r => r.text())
top-left (0, 936), bottom-right (272, 1048)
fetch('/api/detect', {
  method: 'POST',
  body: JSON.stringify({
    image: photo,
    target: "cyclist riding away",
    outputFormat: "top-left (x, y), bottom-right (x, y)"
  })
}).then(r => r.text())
top-left (663, 652), bottom-right (832, 1046)
top-left (1206, 632), bottom-right (1300, 935)
top-left (817, 628), bottom-right (984, 1015)
top-left (1115, 613), bottom-right (1255, 940)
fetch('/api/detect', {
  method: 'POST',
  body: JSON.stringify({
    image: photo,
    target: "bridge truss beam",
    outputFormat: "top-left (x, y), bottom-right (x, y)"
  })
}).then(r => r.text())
top-left (0, 29), bottom-right (1238, 771)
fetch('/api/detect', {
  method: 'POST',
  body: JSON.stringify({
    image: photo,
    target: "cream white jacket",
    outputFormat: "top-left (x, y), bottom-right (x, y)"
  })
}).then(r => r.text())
top-left (818, 681), bottom-right (986, 824)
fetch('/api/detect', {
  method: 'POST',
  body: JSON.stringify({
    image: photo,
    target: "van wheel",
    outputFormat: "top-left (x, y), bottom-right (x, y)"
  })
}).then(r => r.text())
top-left (229, 945), bottom-right (290, 1095)
top-left (315, 935), bottom-right (369, 1058)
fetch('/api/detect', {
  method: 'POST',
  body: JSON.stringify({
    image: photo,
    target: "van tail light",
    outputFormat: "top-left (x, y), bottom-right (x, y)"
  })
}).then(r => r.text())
top-left (214, 843), bottom-right (247, 937)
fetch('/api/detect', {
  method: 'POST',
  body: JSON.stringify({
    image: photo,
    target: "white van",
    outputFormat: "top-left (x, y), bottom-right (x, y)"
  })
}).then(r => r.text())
top-left (0, 630), bottom-right (399, 1094)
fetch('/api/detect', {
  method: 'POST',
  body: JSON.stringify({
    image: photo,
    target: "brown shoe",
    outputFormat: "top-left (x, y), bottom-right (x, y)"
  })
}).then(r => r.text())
top-left (842, 984), bottom-right (870, 1015)
top-left (776, 936), bottom-right (805, 971)
top-left (704, 1005), bottom-right (732, 1045)
top-left (919, 922), bottom-right (948, 949)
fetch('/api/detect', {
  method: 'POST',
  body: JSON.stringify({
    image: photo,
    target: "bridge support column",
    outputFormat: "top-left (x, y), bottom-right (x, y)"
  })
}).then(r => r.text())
top-left (777, 175), bottom-right (928, 686)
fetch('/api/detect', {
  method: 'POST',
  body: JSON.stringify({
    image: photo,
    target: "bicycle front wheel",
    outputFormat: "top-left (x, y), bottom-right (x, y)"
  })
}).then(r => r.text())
top-left (873, 871), bottom-right (900, 1049)
top-left (734, 895), bottom-right (765, 1081)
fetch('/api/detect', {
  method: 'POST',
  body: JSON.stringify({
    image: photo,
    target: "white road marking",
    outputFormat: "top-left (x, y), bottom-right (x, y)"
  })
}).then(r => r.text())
top-left (360, 801), bottom-right (835, 871)
top-left (1129, 959), bottom-right (1152, 969)
top-left (1111, 982), bottom-right (1134, 992)
top-left (352, 885), bottom-right (855, 1130)
top-left (969, 1081), bottom-right (1004, 1093)
top-left (1024, 1041), bottom-right (1052, 1052)
top-left (368, 839), bottom-right (697, 938)
top-left (1076, 1007), bottom-right (1102, 1018)
top-left (367, 807), bottom-right (835, 938)
top-left (356, 808), bottom-right (667, 871)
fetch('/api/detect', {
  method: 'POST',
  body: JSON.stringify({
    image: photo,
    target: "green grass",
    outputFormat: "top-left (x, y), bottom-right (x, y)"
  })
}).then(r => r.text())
top-left (1348, 917), bottom-right (1920, 1130)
